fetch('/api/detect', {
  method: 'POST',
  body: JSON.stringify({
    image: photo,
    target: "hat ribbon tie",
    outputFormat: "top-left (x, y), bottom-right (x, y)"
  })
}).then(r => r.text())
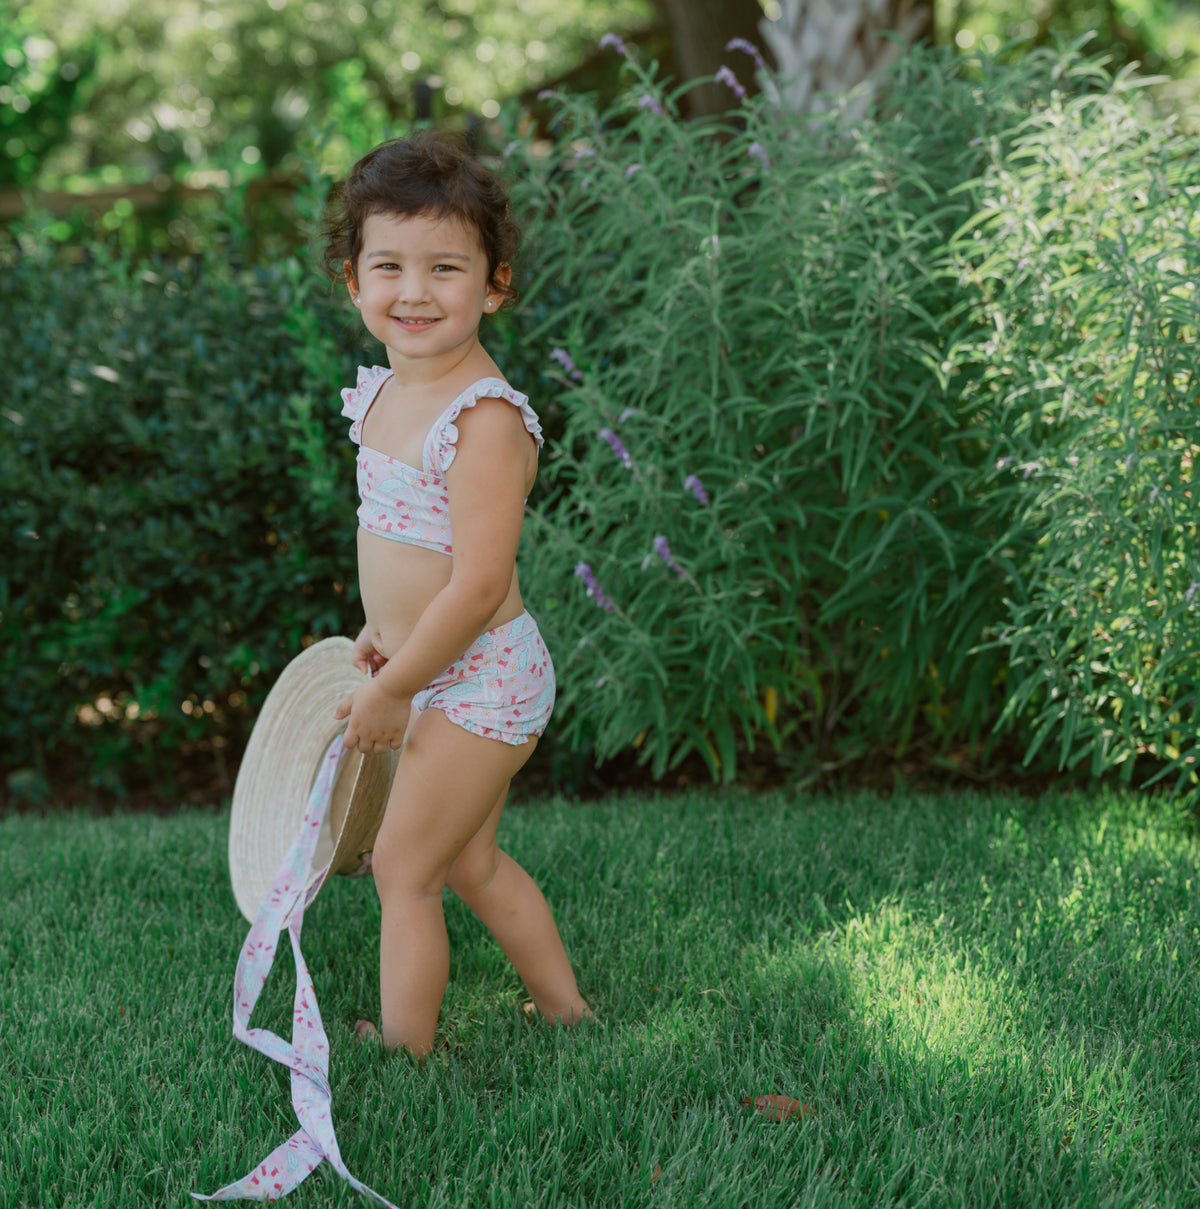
top-left (194, 737), bottom-right (399, 1206)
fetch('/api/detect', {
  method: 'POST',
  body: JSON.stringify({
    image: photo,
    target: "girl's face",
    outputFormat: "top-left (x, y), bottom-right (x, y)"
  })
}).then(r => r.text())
top-left (346, 210), bottom-right (508, 371)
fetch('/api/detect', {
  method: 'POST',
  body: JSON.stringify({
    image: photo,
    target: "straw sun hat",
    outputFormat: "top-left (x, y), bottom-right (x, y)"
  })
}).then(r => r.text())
top-left (228, 636), bottom-right (399, 922)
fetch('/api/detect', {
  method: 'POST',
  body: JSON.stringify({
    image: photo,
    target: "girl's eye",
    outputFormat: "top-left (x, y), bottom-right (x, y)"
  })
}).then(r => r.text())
top-left (434, 264), bottom-right (460, 273)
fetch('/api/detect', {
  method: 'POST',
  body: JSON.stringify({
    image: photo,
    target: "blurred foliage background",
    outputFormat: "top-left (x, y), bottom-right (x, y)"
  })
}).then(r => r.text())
top-left (7, 0), bottom-right (655, 196)
top-left (4, 0), bottom-right (1199, 212)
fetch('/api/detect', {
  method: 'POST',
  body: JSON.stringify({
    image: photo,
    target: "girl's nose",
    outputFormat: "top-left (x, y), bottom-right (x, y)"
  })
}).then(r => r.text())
top-left (398, 272), bottom-right (430, 303)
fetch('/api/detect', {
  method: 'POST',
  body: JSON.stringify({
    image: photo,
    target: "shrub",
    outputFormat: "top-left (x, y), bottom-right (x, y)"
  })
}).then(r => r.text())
top-left (498, 42), bottom-right (1075, 782)
top-left (0, 224), bottom-right (372, 798)
top-left (948, 64), bottom-right (1200, 796)
top-left (494, 39), bottom-right (1199, 798)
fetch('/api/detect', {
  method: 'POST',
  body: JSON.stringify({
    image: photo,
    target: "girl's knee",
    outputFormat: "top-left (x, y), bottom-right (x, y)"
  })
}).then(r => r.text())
top-left (446, 843), bottom-right (501, 903)
top-left (371, 829), bottom-right (447, 901)
top-left (372, 860), bottom-right (446, 903)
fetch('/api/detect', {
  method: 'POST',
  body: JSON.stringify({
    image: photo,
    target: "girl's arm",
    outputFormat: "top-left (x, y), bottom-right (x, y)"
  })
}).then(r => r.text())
top-left (335, 397), bottom-right (535, 753)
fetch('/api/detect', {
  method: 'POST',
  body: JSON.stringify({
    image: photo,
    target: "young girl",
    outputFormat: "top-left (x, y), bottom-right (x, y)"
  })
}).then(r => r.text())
top-left (324, 132), bottom-right (590, 1057)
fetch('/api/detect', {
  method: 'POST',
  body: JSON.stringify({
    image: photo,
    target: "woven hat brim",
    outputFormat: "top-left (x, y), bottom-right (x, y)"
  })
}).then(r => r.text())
top-left (228, 637), bottom-right (397, 922)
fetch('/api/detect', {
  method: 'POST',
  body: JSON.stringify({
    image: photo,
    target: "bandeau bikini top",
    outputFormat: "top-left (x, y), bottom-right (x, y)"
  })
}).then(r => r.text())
top-left (341, 365), bottom-right (544, 555)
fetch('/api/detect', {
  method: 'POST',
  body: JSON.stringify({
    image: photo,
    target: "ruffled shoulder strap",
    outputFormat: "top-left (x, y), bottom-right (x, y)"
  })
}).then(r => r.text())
top-left (340, 365), bottom-right (392, 445)
top-left (424, 377), bottom-right (543, 475)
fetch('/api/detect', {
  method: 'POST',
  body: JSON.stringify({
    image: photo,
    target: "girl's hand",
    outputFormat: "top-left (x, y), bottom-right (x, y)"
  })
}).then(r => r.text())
top-left (351, 625), bottom-right (388, 677)
top-left (333, 677), bottom-right (411, 754)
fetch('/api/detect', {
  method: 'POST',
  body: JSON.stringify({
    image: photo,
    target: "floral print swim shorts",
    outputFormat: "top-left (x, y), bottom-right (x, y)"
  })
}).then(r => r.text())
top-left (411, 611), bottom-right (555, 745)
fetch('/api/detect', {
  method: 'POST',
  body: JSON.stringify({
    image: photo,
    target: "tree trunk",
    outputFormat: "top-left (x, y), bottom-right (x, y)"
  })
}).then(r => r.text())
top-left (761, 0), bottom-right (933, 115)
top-left (648, 0), bottom-right (775, 118)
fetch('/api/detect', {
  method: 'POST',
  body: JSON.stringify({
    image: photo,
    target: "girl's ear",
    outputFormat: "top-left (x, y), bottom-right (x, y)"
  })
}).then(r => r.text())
top-left (486, 263), bottom-right (512, 311)
top-left (344, 260), bottom-right (360, 304)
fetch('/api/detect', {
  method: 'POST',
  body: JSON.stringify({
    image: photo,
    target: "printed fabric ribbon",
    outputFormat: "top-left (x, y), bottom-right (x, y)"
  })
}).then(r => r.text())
top-left (194, 737), bottom-right (399, 1206)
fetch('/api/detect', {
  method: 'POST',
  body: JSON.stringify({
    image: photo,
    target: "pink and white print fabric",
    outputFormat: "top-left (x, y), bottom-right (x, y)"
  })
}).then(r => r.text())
top-left (194, 739), bottom-right (398, 1207)
top-left (411, 611), bottom-right (556, 745)
top-left (341, 366), bottom-right (544, 555)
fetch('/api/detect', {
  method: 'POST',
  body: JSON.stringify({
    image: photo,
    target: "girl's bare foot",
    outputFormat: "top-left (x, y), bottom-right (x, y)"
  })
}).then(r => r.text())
top-left (354, 1019), bottom-right (435, 1061)
top-left (522, 1000), bottom-right (594, 1026)
top-left (354, 1019), bottom-right (381, 1042)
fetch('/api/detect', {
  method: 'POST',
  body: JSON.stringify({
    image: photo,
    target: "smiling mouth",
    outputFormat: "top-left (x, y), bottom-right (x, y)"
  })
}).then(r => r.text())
top-left (394, 316), bottom-right (439, 327)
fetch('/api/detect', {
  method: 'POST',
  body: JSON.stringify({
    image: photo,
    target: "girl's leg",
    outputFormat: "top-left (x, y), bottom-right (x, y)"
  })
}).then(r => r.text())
top-left (446, 785), bottom-right (590, 1026)
top-left (370, 707), bottom-right (580, 1055)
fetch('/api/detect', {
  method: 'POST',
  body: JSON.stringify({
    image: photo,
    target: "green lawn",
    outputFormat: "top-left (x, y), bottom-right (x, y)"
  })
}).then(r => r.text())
top-left (3, 786), bottom-right (1199, 1208)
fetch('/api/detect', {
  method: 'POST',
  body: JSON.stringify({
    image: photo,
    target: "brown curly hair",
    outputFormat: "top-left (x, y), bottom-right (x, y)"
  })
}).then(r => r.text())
top-left (322, 130), bottom-right (521, 306)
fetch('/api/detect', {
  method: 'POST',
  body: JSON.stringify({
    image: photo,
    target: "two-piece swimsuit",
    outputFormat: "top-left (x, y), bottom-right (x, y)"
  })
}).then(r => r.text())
top-left (340, 365), bottom-right (555, 745)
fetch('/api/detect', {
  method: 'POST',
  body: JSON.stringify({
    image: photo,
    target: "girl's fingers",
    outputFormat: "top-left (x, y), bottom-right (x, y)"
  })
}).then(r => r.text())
top-left (334, 692), bottom-right (360, 750)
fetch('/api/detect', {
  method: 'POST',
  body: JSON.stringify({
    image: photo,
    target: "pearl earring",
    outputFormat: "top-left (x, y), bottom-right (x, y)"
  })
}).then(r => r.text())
top-left (354, 296), bottom-right (361, 304)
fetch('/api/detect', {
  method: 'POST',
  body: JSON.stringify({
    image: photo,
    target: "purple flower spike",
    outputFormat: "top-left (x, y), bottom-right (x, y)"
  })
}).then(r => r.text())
top-left (715, 65), bottom-right (747, 100)
top-left (625, 163), bottom-right (643, 178)
top-left (575, 562), bottom-right (615, 611)
top-left (684, 474), bottom-right (710, 505)
top-left (653, 535), bottom-right (685, 579)
top-left (598, 427), bottom-right (633, 469)
top-left (748, 141), bottom-right (771, 169)
top-left (550, 346), bottom-right (584, 383)
top-left (600, 33), bottom-right (628, 55)
top-left (637, 94), bottom-right (664, 115)
top-left (725, 36), bottom-right (767, 72)
top-left (1187, 581), bottom-right (1200, 604)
